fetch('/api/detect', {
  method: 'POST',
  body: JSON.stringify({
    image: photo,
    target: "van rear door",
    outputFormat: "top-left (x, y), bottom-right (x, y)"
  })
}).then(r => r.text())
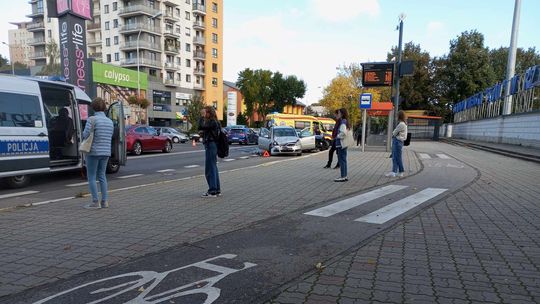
top-left (0, 81), bottom-right (50, 178)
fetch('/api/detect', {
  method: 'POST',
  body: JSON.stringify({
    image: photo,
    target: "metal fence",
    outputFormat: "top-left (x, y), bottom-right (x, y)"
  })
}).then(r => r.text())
top-left (453, 65), bottom-right (540, 123)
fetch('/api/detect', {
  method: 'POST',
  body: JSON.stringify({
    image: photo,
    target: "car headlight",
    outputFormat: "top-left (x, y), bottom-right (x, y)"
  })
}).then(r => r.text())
top-left (273, 141), bottom-right (280, 146)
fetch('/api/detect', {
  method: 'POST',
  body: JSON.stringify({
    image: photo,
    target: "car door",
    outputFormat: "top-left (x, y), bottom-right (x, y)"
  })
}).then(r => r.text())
top-left (248, 129), bottom-right (257, 144)
top-left (134, 127), bottom-right (151, 150)
top-left (258, 128), bottom-right (271, 151)
top-left (106, 102), bottom-right (127, 166)
top-left (299, 128), bottom-right (316, 150)
top-left (146, 127), bottom-right (162, 150)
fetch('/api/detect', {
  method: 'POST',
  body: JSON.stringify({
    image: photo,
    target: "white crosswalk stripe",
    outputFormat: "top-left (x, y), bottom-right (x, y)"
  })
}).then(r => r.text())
top-left (157, 169), bottom-right (175, 173)
top-left (239, 156), bottom-right (250, 159)
top-left (304, 185), bottom-right (408, 217)
top-left (184, 165), bottom-right (200, 168)
top-left (355, 188), bottom-right (448, 224)
top-left (223, 159), bottom-right (236, 162)
top-left (66, 182), bottom-right (92, 187)
top-left (437, 154), bottom-right (451, 159)
top-left (419, 153), bottom-right (431, 159)
top-left (117, 174), bottom-right (144, 179)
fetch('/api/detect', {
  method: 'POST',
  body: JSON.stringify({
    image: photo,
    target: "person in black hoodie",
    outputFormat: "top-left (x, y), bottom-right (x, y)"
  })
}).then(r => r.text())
top-left (198, 106), bottom-right (221, 197)
top-left (323, 110), bottom-right (341, 169)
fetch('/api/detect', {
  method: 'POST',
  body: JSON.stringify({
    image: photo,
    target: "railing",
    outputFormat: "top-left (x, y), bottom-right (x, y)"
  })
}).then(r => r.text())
top-left (87, 38), bottom-right (102, 45)
top-left (27, 22), bottom-right (45, 30)
top-left (27, 9), bottom-right (44, 16)
top-left (30, 51), bottom-right (46, 59)
top-left (193, 36), bottom-right (205, 45)
top-left (29, 37), bottom-right (46, 45)
top-left (121, 58), bottom-right (162, 67)
top-left (118, 5), bottom-right (161, 16)
top-left (193, 51), bottom-right (206, 59)
top-left (120, 23), bottom-right (161, 34)
top-left (89, 52), bottom-right (103, 59)
top-left (192, 3), bottom-right (206, 13)
top-left (164, 29), bottom-right (180, 36)
top-left (164, 46), bottom-right (179, 53)
top-left (121, 40), bottom-right (160, 50)
top-left (164, 11), bottom-right (179, 20)
top-left (87, 23), bottom-right (101, 30)
top-left (453, 65), bottom-right (540, 123)
top-left (194, 67), bottom-right (205, 74)
top-left (164, 79), bottom-right (177, 86)
top-left (193, 20), bottom-right (206, 29)
top-left (194, 83), bottom-right (205, 90)
top-left (164, 62), bottom-right (179, 69)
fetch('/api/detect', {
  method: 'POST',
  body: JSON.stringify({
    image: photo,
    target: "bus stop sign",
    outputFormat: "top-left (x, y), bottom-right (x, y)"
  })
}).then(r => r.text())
top-left (360, 93), bottom-right (372, 109)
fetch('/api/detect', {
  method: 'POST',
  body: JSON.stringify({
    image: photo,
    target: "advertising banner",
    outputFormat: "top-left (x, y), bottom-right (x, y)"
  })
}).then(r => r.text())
top-left (59, 14), bottom-right (89, 92)
top-left (92, 61), bottom-right (147, 90)
top-left (227, 92), bottom-right (237, 126)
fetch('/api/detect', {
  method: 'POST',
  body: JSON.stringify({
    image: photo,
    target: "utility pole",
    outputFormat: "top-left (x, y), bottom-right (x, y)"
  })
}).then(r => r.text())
top-left (393, 14), bottom-right (405, 126)
top-left (503, 0), bottom-right (521, 115)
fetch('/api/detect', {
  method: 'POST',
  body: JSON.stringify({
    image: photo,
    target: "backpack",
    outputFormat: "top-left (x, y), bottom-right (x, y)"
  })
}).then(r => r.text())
top-left (216, 127), bottom-right (229, 158)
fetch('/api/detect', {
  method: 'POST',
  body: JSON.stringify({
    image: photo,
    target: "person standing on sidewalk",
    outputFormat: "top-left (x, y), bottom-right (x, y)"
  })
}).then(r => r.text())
top-left (386, 110), bottom-right (408, 178)
top-left (334, 108), bottom-right (351, 182)
top-left (83, 98), bottom-right (114, 209)
top-left (324, 110), bottom-right (341, 169)
top-left (198, 106), bottom-right (221, 198)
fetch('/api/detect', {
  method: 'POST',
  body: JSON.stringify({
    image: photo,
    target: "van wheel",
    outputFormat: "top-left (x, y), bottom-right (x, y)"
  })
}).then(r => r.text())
top-left (4, 175), bottom-right (31, 189)
top-left (132, 141), bottom-right (142, 155)
top-left (163, 141), bottom-right (172, 153)
top-left (106, 160), bottom-right (120, 174)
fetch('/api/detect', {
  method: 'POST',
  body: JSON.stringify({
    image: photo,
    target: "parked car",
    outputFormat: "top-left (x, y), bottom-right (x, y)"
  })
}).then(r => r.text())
top-left (224, 125), bottom-right (247, 133)
top-left (296, 128), bottom-right (317, 151)
top-left (126, 125), bottom-right (173, 155)
top-left (258, 126), bottom-right (303, 156)
top-left (228, 127), bottom-right (258, 145)
top-left (155, 127), bottom-right (188, 143)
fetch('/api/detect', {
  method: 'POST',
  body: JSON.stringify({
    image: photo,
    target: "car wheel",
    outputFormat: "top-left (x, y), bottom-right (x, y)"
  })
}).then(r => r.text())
top-left (172, 137), bottom-right (180, 143)
top-left (163, 141), bottom-right (173, 153)
top-left (106, 160), bottom-right (120, 174)
top-left (4, 175), bottom-right (31, 189)
top-left (132, 141), bottom-right (142, 156)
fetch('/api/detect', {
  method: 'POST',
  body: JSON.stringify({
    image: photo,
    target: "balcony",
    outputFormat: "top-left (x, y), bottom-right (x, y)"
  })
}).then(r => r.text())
top-left (89, 52), bottom-right (103, 59)
top-left (27, 9), bottom-right (44, 18)
top-left (194, 67), bottom-right (205, 75)
top-left (121, 57), bottom-right (162, 68)
top-left (87, 38), bottom-right (102, 46)
top-left (120, 40), bottom-right (161, 51)
top-left (27, 22), bottom-right (45, 32)
top-left (30, 51), bottom-right (46, 59)
top-left (193, 20), bottom-right (206, 30)
top-left (120, 23), bottom-right (161, 35)
top-left (163, 0), bottom-right (179, 6)
top-left (87, 23), bottom-right (101, 31)
top-left (164, 79), bottom-right (178, 87)
top-left (193, 36), bottom-right (206, 46)
top-left (28, 0), bottom-right (38, 3)
top-left (118, 5), bottom-right (161, 17)
top-left (29, 37), bottom-right (46, 46)
top-left (164, 45), bottom-right (179, 54)
top-left (192, 3), bottom-right (206, 15)
top-left (194, 83), bottom-right (205, 91)
top-left (164, 62), bottom-right (180, 70)
top-left (93, 9), bottom-right (101, 16)
top-left (193, 51), bottom-right (206, 60)
top-left (164, 11), bottom-right (180, 22)
top-left (163, 28), bottom-right (180, 38)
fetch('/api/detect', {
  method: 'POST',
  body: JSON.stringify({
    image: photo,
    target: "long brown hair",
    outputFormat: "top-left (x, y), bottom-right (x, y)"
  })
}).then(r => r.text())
top-left (338, 108), bottom-right (350, 129)
top-left (398, 110), bottom-right (406, 123)
top-left (203, 106), bottom-right (218, 121)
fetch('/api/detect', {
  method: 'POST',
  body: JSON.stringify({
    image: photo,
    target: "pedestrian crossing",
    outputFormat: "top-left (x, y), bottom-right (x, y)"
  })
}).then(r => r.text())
top-left (419, 153), bottom-right (452, 159)
top-left (305, 185), bottom-right (448, 224)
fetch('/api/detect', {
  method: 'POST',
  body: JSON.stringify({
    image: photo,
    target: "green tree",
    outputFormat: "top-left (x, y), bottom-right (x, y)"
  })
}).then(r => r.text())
top-left (489, 47), bottom-right (540, 82)
top-left (38, 41), bottom-right (61, 75)
top-left (186, 94), bottom-right (205, 133)
top-left (236, 68), bottom-right (277, 121)
top-left (270, 72), bottom-right (307, 112)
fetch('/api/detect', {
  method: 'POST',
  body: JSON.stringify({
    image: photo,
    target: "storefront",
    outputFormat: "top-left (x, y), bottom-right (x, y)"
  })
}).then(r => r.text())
top-left (147, 79), bottom-right (193, 127)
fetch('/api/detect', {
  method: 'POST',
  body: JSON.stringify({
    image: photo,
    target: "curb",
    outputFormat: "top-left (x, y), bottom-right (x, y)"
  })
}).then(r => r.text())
top-left (441, 139), bottom-right (540, 164)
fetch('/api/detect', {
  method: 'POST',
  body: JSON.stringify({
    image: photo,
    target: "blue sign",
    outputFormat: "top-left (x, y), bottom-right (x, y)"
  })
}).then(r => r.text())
top-left (0, 140), bottom-right (49, 156)
top-left (360, 93), bottom-right (372, 109)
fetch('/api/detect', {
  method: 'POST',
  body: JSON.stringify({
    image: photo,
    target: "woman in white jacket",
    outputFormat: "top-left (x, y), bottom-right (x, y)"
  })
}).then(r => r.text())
top-left (386, 110), bottom-right (408, 177)
top-left (335, 108), bottom-right (352, 182)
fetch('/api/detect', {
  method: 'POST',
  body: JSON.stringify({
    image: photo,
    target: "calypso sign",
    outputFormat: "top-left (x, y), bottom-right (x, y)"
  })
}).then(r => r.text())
top-left (92, 61), bottom-right (148, 90)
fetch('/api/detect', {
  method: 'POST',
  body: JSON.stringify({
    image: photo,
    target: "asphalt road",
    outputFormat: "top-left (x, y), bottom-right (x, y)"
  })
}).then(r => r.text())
top-left (0, 143), bottom-right (274, 210)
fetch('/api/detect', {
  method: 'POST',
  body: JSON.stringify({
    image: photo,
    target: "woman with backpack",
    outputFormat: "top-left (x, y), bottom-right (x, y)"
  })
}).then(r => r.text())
top-left (386, 110), bottom-right (408, 178)
top-left (198, 106), bottom-right (221, 197)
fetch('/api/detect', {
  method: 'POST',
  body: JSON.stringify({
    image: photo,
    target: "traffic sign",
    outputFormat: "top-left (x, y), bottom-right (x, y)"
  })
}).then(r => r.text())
top-left (360, 93), bottom-right (373, 109)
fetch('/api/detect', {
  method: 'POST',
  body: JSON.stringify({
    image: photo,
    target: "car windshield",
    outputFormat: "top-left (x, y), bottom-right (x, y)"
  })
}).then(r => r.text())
top-left (273, 128), bottom-right (297, 137)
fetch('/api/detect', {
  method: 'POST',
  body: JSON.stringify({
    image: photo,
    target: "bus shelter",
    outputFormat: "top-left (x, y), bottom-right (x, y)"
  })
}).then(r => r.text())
top-left (363, 101), bottom-right (394, 152)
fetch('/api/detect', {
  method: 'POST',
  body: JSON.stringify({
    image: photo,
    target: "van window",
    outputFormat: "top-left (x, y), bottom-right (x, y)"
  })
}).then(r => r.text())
top-left (294, 121), bottom-right (310, 130)
top-left (0, 92), bottom-right (43, 127)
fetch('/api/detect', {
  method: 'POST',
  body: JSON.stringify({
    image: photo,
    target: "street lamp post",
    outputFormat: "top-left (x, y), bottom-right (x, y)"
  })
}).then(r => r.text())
top-left (2, 42), bottom-right (15, 75)
top-left (503, 0), bottom-right (522, 115)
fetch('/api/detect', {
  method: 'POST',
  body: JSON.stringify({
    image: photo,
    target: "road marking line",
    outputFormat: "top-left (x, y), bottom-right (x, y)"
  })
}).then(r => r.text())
top-left (32, 196), bottom-right (76, 206)
top-left (355, 188), bottom-right (448, 224)
top-left (239, 156), bottom-right (250, 159)
top-left (184, 165), bottom-right (200, 168)
top-left (223, 159), bottom-right (235, 162)
top-left (66, 182), bottom-right (92, 187)
top-left (157, 169), bottom-right (175, 173)
top-left (0, 191), bottom-right (39, 200)
top-left (117, 174), bottom-right (144, 179)
top-left (437, 154), bottom-right (451, 159)
top-left (419, 153), bottom-right (431, 159)
top-left (129, 146), bottom-right (245, 160)
top-left (304, 185), bottom-right (408, 217)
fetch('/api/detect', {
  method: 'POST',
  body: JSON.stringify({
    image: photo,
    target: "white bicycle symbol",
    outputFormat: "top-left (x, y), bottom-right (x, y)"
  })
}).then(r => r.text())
top-left (33, 254), bottom-right (257, 304)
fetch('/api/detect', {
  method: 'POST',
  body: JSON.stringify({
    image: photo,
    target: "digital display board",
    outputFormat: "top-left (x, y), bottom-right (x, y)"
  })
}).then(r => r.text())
top-left (361, 63), bottom-right (394, 87)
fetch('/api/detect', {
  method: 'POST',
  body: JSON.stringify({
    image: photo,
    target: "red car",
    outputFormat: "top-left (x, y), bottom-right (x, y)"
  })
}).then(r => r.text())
top-left (126, 125), bottom-right (173, 155)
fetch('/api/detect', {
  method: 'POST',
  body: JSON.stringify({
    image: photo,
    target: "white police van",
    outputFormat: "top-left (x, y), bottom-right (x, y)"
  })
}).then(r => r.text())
top-left (0, 75), bottom-right (126, 188)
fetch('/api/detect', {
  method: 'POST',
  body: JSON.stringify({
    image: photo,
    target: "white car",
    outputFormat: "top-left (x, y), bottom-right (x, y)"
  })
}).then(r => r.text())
top-left (258, 126), bottom-right (315, 156)
top-left (155, 127), bottom-right (188, 143)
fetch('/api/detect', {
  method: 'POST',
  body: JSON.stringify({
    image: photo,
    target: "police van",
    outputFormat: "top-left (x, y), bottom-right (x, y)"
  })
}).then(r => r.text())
top-left (0, 75), bottom-right (126, 188)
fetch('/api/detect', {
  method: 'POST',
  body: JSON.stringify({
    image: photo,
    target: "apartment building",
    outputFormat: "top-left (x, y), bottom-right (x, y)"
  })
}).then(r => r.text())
top-left (26, 0), bottom-right (223, 127)
top-left (8, 22), bottom-right (35, 67)
top-left (27, 0), bottom-right (59, 67)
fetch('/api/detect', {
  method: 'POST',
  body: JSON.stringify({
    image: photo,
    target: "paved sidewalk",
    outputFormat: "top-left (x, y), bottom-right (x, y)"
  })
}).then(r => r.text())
top-left (270, 142), bottom-right (540, 304)
top-left (443, 138), bottom-right (540, 161)
top-left (0, 147), bottom-right (420, 298)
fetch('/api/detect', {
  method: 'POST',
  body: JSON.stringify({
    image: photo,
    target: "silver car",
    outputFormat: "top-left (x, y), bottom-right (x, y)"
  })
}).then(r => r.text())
top-left (155, 127), bottom-right (188, 143)
top-left (258, 126), bottom-right (303, 156)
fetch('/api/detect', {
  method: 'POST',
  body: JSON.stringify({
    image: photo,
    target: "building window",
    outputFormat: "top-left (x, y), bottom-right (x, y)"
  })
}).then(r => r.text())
top-left (48, 30), bottom-right (52, 38)
top-left (186, 59), bottom-right (191, 67)
top-left (47, 17), bottom-right (51, 23)
top-left (149, 69), bottom-right (157, 76)
top-left (212, 63), bottom-right (218, 73)
top-left (105, 38), bottom-right (111, 46)
top-left (113, 2), bottom-right (117, 11)
top-left (212, 18), bottom-right (218, 28)
top-left (212, 48), bottom-right (218, 58)
top-left (186, 74), bottom-right (191, 83)
top-left (114, 36), bottom-right (119, 45)
top-left (185, 27), bottom-right (191, 36)
top-left (185, 43), bottom-right (191, 52)
top-left (185, 11), bottom-right (190, 20)
top-left (176, 8), bottom-right (181, 17)
top-left (113, 19), bottom-right (119, 28)
top-left (114, 53), bottom-right (119, 61)
top-left (212, 33), bottom-right (218, 44)
top-left (105, 21), bottom-right (110, 30)
top-left (177, 57), bottom-right (181, 65)
top-left (177, 72), bottom-right (181, 81)
top-left (185, 0), bottom-right (190, 3)
top-left (104, 5), bottom-right (109, 13)
top-left (212, 2), bottom-right (218, 13)
top-left (212, 77), bottom-right (218, 87)
top-left (106, 54), bottom-right (111, 62)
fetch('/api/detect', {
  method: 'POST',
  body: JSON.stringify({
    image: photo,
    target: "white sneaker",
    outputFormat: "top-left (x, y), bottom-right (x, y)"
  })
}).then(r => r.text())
top-left (385, 172), bottom-right (397, 177)
top-left (397, 173), bottom-right (404, 177)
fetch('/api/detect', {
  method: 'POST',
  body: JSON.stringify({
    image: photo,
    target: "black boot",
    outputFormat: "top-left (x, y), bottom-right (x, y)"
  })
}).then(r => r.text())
top-left (323, 164), bottom-right (331, 169)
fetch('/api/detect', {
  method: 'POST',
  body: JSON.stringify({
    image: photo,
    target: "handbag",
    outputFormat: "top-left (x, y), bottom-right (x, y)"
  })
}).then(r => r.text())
top-left (404, 132), bottom-right (412, 146)
top-left (339, 124), bottom-right (355, 148)
top-left (79, 117), bottom-right (95, 153)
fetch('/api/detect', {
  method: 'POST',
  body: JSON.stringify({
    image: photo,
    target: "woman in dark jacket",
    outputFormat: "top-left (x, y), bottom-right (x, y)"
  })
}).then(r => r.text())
top-left (198, 106), bottom-right (221, 197)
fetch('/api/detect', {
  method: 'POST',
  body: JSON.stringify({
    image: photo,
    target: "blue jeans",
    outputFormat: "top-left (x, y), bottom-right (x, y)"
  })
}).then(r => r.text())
top-left (337, 147), bottom-right (348, 178)
top-left (86, 155), bottom-right (109, 203)
top-left (205, 142), bottom-right (221, 194)
top-left (392, 137), bottom-right (404, 173)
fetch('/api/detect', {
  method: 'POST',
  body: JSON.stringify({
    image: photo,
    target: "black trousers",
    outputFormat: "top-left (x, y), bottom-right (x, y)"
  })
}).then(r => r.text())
top-left (326, 140), bottom-right (338, 166)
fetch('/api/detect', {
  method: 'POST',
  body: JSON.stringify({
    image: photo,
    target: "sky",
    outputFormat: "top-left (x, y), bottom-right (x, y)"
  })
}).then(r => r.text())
top-left (1, 0), bottom-right (539, 104)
